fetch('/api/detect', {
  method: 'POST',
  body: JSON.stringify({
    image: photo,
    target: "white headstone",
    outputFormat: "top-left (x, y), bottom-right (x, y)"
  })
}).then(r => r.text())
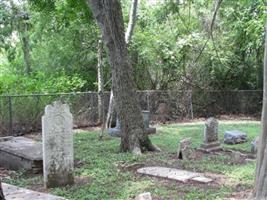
top-left (42, 101), bottom-right (74, 188)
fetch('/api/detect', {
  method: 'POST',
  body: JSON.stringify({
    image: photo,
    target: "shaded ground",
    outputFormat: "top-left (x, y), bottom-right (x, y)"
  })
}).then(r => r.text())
top-left (1, 120), bottom-right (259, 200)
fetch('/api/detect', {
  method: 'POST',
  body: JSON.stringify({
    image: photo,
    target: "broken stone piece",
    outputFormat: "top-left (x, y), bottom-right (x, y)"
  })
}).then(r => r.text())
top-left (224, 130), bottom-right (247, 144)
top-left (177, 138), bottom-right (194, 160)
top-left (232, 151), bottom-right (247, 164)
top-left (137, 167), bottom-right (212, 183)
top-left (135, 192), bottom-right (152, 200)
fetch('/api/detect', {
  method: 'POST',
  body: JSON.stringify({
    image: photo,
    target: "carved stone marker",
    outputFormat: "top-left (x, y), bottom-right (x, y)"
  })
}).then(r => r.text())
top-left (201, 118), bottom-right (221, 151)
top-left (42, 101), bottom-right (74, 188)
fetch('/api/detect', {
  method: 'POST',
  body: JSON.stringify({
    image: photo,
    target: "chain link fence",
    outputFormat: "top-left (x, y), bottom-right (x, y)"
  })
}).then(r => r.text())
top-left (0, 90), bottom-right (263, 136)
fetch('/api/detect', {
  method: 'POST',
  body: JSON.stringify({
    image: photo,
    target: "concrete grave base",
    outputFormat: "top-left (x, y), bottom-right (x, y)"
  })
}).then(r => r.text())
top-left (200, 141), bottom-right (222, 152)
top-left (137, 167), bottom-right (212, 183)
top-left (2, 183), bottom-right (66, 200)
top-left (0, 136), bottom-right (42, 173)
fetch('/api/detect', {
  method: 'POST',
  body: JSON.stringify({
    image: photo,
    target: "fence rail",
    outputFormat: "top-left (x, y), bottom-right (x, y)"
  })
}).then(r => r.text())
top-left (0, 90), bottom-right (263, 136)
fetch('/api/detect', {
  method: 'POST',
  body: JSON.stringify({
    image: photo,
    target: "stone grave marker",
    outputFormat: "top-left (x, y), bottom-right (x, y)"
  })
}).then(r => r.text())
top-left (200, 117), bottom-right (221, 151)
top-left (177, 138), bottom-right (194, 160)
top-left (42, 101), bottom-right (74, 188)
top-left (251, 136), bottom-right (259, 154)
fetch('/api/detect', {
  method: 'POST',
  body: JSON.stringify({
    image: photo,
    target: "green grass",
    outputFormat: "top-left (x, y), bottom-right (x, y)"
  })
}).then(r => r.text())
top-left (3, 121), bottom-right (260, 200)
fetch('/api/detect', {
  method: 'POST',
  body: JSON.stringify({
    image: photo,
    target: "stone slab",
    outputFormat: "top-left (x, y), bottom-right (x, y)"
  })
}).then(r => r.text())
top-left (0, 137), bottom-right (42, 172)
top-left (137, 167), bottom-right (212, 183)
top-left (0, 136), bottom-right (42, 160)
top-left (2, 183), bottom-right (66, 200)
top-left (191, 176), bottom-right (213, 183)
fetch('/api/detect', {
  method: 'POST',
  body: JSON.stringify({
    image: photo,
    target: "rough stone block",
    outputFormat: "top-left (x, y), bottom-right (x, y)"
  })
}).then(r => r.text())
top-left (224, 130), bottom-right (247, 144)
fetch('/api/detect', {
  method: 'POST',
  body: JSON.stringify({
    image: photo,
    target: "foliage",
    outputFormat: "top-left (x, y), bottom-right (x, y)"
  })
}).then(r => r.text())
top-left (0, 0), bottom-right (266, 94)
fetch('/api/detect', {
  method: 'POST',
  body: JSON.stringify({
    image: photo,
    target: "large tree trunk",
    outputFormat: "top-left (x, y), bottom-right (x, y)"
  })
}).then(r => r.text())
top-left (87, 0), bottom-right (158, 154)
top-left (254, 23), bottom-right (267, 199)
top-left (106, 0), bottom-right (139, 129)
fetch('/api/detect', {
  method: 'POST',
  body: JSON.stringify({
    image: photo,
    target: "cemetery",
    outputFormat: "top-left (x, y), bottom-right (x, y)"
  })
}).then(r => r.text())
top-left (0, 0), bottom-right (266, 200)
top-left (0, 99), bottom-right (261, 199)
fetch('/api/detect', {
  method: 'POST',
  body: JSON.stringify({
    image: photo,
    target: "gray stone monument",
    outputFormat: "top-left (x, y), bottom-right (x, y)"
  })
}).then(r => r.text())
top-left (201, 117), bottom-right (221, 151)
top-left (42, 101), bottom-right (74, 188)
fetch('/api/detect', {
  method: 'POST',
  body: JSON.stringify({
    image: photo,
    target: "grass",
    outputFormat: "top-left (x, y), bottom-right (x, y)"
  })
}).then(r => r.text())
top-left (3, 121), bottom-right (260, 200)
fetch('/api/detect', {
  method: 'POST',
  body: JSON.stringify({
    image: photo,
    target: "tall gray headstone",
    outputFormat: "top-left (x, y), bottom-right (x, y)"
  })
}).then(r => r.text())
top-left (201, 117), bottom-right (221, 151)
top-left (42, 101), bottom-right (74, 188)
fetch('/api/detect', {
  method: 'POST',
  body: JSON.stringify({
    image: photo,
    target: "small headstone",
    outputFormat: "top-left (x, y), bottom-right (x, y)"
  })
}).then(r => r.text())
top-left (251, 136), bottom-right (259, 154)
top-left (178, 138), bottom-right (194, 160)
top-left (232, 151), bottom-right (247, 164)
top-left (224, 130), bottom-right (247, 144)
top-left (135, 192), bottom-right (152, 200)
top-left (200, 118), bottom-right (221, 151)
top-left (42, 101), bottom-right (74, 188)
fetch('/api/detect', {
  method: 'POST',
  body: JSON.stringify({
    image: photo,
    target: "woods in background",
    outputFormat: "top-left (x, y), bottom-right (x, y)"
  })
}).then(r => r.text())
top-left (0, 0), bottom-right (266, 94)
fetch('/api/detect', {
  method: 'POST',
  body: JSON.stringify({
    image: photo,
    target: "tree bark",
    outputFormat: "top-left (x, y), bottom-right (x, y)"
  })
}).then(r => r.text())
top-left (106, 0), bottom-right (139, 128)
top-left (254, 23), bottom-right (267, 199)
top-left (125, 0), bottom-right (138, 45)
top-left (21, 20), bottom-right (31, 75)
top-left (87, 0), bottom-right (158, 154)
top-left (97, 39), bottom-right (105, 139)
top-left (106, 90), bottom-right (116, 128)
top-left (97, 39), bottom-right (104, 123)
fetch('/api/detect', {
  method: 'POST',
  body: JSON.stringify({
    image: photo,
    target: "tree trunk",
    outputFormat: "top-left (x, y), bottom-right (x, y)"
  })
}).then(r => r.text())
top-left (106, 0), bottom-right (139, 128)
top-left (125, 0), bottom-right (139, 45)
top-left (97, 39), bottom-right (104, 123)
top-left (97, 39), bottom-right (105, 139)
top-left (254, 23), bottom-right (267, 199)
top-left (106, 91), bottom-right (116, 128)
top-left (21, 21), bottom-right (31, 75)
top-left (87, 0), bottom-right (158, 154)
top-left (0, 181), bottom-right (5, 200)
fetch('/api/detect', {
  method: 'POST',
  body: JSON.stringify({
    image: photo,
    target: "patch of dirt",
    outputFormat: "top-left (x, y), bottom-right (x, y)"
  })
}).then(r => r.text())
top-left (224, 189), bottom-right (253, 200)
top-left (0, 167), bottom-right (15, 179)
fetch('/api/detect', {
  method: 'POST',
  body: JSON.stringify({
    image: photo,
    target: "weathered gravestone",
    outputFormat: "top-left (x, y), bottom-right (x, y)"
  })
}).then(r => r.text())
top-left (200, 118), bottom-right (221, 151)
top-left (177, 138), bottom-right (194, 160)
top-left (251, 136), bottom-right (259, 154)
top-left (42, 101), bottom-right (74, 188)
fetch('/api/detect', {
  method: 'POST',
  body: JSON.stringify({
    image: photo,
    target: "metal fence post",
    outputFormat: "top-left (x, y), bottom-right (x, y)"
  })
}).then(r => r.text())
top-left (8, 96), bottom-right (13, 135)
